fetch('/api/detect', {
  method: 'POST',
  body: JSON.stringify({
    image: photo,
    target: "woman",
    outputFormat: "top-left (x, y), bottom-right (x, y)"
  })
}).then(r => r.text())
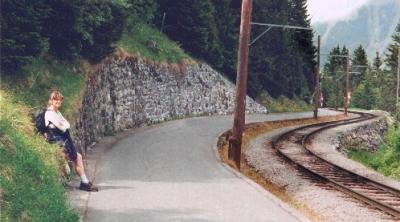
top-left (45, 90), bottom-right (98, 192)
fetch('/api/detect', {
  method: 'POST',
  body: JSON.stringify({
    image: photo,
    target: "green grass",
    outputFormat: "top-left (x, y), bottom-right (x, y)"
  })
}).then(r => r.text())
top-left (1, 58), bottom-right (86, 128)
top-left (118, 23), bottom-right (190, 63)
top-left (0, 90), bottom-right (79, 222)
top-left (348, 126), bottom-right (400, 180)
top-left (0, 57), bottom-right (85, 221)
top-left (257, 91), bottom-right (313, 113)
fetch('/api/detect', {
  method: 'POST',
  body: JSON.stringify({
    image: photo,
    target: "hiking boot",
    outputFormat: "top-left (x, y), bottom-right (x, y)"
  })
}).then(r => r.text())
top-left (79, 182), bottom-right (98, 192)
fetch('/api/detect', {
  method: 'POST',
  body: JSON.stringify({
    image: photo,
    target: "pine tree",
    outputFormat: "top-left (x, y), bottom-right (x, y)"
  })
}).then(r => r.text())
top-left (1, 0), bottom-right (50, 74)
top-left (381, 23), bottom-right (400, 114)
top-left (352, 80), bottom-right (377, 110)
top-left (385, 23), bottom-right (400, 73)
top-left (321, 46), bottom-right (342, 107)
top-left (351, 45), bottom-right (368, 91)
top-left (287, 0), bottom-right (316, 99)
top-left (42, 0), bottom-right (125, 62)
top-left (212, 0), bottom-right (239, 81)
top-left (161, 0), bottom-right (223, 68)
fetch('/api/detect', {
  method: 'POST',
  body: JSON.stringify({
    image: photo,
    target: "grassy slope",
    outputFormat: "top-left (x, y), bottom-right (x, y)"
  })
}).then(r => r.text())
top-left (348, 126), bottom-right (400, 180)
top-left (0, 90), bottom-right (79, 221)
top-left (118, 23), bottom-right (190, 63)
top-left (0, 59), bottom-right (85, 221)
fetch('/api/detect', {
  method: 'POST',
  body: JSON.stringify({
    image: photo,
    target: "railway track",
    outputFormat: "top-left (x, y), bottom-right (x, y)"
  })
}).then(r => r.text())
top-left (271, 111), bottom-right (400, 219)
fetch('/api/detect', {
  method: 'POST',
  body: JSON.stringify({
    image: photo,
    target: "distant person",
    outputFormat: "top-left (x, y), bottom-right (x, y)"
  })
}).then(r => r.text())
top-left (45, 90), bottom-right (98, 192)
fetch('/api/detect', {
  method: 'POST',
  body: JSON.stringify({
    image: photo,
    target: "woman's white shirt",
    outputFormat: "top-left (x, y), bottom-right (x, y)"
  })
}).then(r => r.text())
top-left (44, 110), bottom-right (70, 132)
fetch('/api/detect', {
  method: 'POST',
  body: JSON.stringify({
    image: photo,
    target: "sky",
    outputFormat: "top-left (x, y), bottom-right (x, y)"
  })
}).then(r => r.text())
top-left (307, 0), bottom-right (369, 23)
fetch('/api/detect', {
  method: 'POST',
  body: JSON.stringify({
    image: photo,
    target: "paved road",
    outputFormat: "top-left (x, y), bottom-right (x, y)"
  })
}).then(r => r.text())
top-left (85, 109), bottom-right (341, 222)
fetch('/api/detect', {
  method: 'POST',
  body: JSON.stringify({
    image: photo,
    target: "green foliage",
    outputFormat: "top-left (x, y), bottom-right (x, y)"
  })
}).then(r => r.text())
top-left (384, 23), bottom-right (400, 72)
top-left (104, 124), bottom-right (115, 137)
top-left (257, 91), bottom-right (312, 113)
top-left (118, 23), bottom-right (189, 63)
top-left (211, 0), bottom-right (239, 81)
top-left (1, 58), bottom-right (85, 123)
top-left (1, 0), bottom-right (126, 73)
top-left (160, 0), bottom-right (223, 67)
top-left (351, 45), bottom-right (368, 90)
top-left (80, 1), bottom-right (126, 63)
top-left (43, 0), bottom-right (126, 63)
top-left (351, 80), bottom-right (378, 109)
top-left (0, 90), bottom-right (79, 221)
top-left (1, 0), bottom-right (50, 74)
top-left (348, 126), bottom-right (400, 180)
top-left (248, 0), bottom-right (315, 100)
top-left (321, 45), bottom-right (348, 108)
top-left (123, 0), bottom-right (159, 27)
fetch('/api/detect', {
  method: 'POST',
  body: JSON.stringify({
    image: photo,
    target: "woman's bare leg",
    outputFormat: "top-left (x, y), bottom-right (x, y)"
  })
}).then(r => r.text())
top-left (74, 153), bottom-right (85, 177)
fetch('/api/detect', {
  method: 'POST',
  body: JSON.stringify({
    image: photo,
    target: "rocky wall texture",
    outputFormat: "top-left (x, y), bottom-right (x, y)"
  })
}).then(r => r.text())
top-left (333, 114), bottom-right (389, 154)
top-left (74, 56), bottom-right (267, 151)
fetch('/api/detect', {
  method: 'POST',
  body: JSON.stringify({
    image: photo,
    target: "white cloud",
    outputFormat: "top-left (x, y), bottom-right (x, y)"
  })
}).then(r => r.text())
top-left (307, 0), bottom-right (369, 23)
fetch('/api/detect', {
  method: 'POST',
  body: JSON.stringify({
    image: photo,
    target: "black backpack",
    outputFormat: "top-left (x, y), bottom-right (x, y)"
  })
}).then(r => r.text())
top-left (33, 108), bottom-right (48, 134)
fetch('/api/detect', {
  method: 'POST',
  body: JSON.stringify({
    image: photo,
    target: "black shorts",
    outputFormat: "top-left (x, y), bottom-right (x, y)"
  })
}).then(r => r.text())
top-left (59, 138), bottom-right (78, 162)
top-left (48, 129), bottom-right (78, 162)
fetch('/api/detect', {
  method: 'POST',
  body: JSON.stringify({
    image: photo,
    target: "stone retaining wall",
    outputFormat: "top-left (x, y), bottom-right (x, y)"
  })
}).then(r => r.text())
top-left (333, 114), bottom-right (390, 154)
top-left (74, 55), bottom-right (267, 151)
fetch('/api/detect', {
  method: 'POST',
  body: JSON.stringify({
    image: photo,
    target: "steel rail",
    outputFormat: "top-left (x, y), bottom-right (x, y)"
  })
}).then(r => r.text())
top-left (271, 111), bottom-right (400, 219)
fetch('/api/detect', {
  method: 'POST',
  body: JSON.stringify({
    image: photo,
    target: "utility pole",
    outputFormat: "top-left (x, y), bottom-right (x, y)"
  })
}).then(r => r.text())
top-left (313, 35), bottom-right (321, 119)
top-left (335, 68), bottom-right (339, 111)
top-left (160, 12), bottom-right (166, 32)
top-left (397, 46), bottom-right (400, 116)
top-left (229, 0), bottom-right (252, 170)
top-left (344, 51), bottom-right (350, 116)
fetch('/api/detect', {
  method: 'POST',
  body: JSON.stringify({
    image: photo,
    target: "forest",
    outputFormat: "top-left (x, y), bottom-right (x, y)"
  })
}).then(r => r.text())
top-left (3, 0), bottom-right (399, 118)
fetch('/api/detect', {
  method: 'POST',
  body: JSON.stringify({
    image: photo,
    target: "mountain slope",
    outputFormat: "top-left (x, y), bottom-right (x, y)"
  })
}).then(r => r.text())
top-left (313, 0), bottom-right (400, 64)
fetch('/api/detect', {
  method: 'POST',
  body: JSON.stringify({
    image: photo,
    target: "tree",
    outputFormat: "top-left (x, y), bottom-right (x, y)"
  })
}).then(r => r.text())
top-left (160, 0), bottom-right (223, 68)
top-left (212, 0), bottom-right (239, 81)
top-left (385, 23), bottom-right (400, 72)
top-left (41, 0), bottom-right (125, 62)
top-left (381, 23), bottom-right (400, 114)
top-left (81, 2), bottom-right (126, 63)
top-left (351, 45), bottom-right (368, 90)
top-left (1, 0), bottom-right (50, 74)
top-left (287, 0), bottom-right (316, 99)
top-left (321, 46), bottom-right (342, 107)
top-left (352, 80), bottom-right (377, 110)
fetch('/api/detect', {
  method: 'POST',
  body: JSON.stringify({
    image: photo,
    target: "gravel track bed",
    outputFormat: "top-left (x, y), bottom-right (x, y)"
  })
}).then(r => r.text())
top-left (245, 120), bottom-right (397, 222)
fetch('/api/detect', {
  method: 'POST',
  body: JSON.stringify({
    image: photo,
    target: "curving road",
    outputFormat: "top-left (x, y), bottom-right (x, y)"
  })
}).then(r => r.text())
top-left (83, 109), bottom-right (341, 222)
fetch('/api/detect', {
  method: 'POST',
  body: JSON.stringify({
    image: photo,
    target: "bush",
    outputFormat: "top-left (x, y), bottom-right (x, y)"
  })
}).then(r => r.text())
top-left (256, 91), bottom-right (312, 113)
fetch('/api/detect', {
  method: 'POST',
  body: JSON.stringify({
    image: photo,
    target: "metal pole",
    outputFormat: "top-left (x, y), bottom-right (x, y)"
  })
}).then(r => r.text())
top-left (229, 0), bottom-right (252, 170)
top-left (314, 35), bottom-right (321, 119)
top-left (344, 52), bottom-right (349, 115)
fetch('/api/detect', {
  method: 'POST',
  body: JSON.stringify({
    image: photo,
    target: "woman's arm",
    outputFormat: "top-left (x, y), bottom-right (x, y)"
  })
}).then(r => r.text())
top-left (45, 110), bottom-right (70, 132)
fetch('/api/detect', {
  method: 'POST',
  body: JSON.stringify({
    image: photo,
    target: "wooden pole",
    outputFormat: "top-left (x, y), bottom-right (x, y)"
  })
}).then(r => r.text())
top-left (229, 0), bottom-right (252, 170)
top-left (335, 69), bottom-right (339, 111)
top-left (344, 52), bottom-right (350, 115)
top-left (314, 35), bottom-right (321, 119)
top-left (397, 46), bottom-right (400, 115)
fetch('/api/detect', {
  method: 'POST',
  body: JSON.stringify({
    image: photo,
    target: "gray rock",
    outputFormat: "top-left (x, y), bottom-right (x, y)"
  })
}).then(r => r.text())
top-left (74, 57), bottom-right (267, 151)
